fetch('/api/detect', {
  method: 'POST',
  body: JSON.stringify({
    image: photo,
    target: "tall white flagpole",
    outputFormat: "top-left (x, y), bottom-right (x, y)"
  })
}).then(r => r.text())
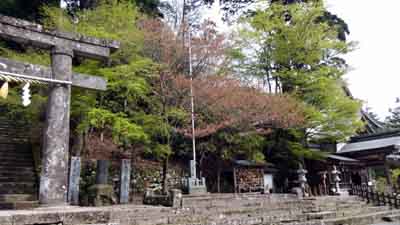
top-left (187, 0), bottom-right (197, 179)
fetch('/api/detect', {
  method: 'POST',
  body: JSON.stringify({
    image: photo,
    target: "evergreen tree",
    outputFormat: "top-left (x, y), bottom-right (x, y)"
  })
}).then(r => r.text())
top-left (385, 98), bottom-right (400, 130)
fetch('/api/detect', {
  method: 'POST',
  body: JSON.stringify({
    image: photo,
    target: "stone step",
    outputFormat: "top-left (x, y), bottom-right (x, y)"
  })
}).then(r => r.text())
top-left (213, 206), bottom-right (396, 225)
top-left (0, 194), bottom-right (36, 202)
top-left (0, 160), bottom-right (34, 167)
top-left (320, 209), bottom-right (400, 225)
top-left (0, 142), bottom-right (29, 147)
top-left (0, 147), bottom-right (30, 152)
top-left (0, 151), bottom-right (33, 158)
top-left (0, 171), bottom-right (36, 178)
top-left (0, 165), bottom-right (36, 171)
top-left (0, 176), bottom-right (36, 182)
top-left (0, 182), bottom-right (37, 194)
top-left (192, 198), bottom-right (382, 224)
top-left (0, 144), bottom-right (30, 151)
top-left (0, 200), bottom-right (38, 210)
top-left (0, 154), bottom-right (34, 160)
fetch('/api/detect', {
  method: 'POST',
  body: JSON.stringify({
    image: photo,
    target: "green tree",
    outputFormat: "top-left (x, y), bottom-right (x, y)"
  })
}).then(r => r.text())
top-left (0, 1), bottom-right (171, 161)
top-left (234, 1), bottom-right (362, 143)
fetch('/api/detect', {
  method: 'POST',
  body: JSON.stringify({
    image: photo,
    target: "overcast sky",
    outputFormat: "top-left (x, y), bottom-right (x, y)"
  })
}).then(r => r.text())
top-left (325, 0), bottom-right (400, 119)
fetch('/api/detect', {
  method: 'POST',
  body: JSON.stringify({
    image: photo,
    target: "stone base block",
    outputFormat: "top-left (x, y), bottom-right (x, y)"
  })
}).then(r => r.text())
top-left (143, 189), bottom-right (182, 208)
top-left (88, 184), bottom-right (116, 206)
top-left (187, 177), bottom-right (207, 195)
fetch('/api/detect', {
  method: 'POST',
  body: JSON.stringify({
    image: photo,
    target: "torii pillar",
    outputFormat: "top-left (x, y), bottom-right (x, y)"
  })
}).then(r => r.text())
top-left (0, 15), bottom-right (119, 206)
top-left (41, 46), bottom-right (74, 206)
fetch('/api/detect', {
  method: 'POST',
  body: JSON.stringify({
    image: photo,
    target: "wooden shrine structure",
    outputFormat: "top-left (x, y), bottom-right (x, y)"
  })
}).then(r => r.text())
top-left (337, 130), bottom-right (400, 188)
top-left (0, 14), bottom-right (119, 207)
top-left (308, 107), bottom-right (400, 193)
top-left (305, 107), bottom-right (400, 195)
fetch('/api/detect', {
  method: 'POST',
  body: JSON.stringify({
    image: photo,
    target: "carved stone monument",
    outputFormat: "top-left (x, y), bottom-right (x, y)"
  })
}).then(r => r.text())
top-left (185, 160), bottom-right (207, 195)
top-left (0, 14), bottom-right (119, 206)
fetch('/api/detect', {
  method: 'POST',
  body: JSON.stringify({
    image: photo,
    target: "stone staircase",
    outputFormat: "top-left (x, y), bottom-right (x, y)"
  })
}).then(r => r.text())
top-left (0, 119), bottom-right (38, 210)
top-left (175, 194), bottom-right (400, 225)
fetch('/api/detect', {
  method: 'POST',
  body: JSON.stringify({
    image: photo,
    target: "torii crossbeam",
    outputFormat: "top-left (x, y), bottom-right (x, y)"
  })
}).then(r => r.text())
top-left (0, 57), bottom-right (106, 89)
top-left (0, 14), bottom-right (119, 206)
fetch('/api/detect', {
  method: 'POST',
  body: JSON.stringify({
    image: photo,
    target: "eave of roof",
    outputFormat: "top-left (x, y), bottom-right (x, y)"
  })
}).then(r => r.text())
top-left (338, 136), bottom-right (400, 154)
top-left (327, 154), bottom-right (359, 162)
top-left (233, 160), bottom-right (274, 167)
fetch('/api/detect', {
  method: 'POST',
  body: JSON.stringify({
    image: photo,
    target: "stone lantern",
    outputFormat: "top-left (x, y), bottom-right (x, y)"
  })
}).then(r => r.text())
top-left (297, 163), bottom-right (308, 196)
top-left (331, 165), bottom-right (341, 195)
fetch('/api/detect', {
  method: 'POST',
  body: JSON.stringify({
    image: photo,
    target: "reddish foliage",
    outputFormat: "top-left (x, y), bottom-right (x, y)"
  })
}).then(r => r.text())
top-left (85, 133), bottom-right (129, 159)
top-left (140, 18), bottom-right (304, 138)
top-left (140, 18), bottom-right (186, 74)
top-left (140, 19), bottom-right (230, 77)
top-left (168, 76), bottom-right (305, 138)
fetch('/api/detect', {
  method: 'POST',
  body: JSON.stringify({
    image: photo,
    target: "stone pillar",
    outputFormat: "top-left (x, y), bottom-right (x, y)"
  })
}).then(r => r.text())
top-left (39, 45), bottom-right (73, 206)
top-left (169, 189), bottom-right (182, 208)
top-left (331, 165), bottom-right (341, 195)
top-left (120, 159), bottom-right (131, 204)
top-left (190, 160), bottom-right (196, 178)
top-left (297, 166), bottom-right (308, 197)
top-left (68, 157), bottom-right (81, 205)
top-left (96, 160), bottom-right (109, 184)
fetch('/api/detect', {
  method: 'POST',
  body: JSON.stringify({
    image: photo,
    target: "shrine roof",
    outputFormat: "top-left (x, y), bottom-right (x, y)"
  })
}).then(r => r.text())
top-left (338, 135), bottom-right (400, 154)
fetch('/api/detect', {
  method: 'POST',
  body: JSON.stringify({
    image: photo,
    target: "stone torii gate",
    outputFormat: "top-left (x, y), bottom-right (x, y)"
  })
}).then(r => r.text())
top-left (0, 15), bottom-right (119, 206)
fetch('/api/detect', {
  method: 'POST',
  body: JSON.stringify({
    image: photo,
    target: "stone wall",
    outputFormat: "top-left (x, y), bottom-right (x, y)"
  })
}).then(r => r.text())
top-left (131, 159), bottom-right (186, 194)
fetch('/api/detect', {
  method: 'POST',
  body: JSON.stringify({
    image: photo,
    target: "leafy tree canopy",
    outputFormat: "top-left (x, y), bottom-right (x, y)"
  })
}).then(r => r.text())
top-left (234, 1), bottom-right (362, 142)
